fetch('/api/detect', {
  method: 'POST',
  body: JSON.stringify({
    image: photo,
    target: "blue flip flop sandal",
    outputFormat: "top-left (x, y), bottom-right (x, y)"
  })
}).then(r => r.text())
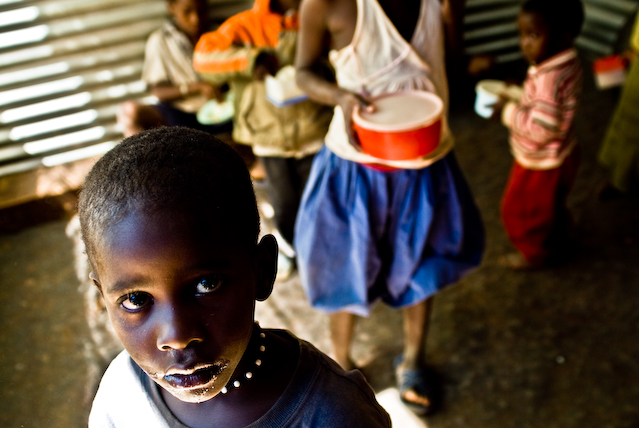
top-left (394, 356), bottom-right (438, 416)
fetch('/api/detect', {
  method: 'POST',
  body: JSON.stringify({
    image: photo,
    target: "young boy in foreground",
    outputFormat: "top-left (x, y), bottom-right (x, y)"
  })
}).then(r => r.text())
top-left (81, 127), bottom-right (390, 427)
top-left (491, 0), bottom-right (584, 269)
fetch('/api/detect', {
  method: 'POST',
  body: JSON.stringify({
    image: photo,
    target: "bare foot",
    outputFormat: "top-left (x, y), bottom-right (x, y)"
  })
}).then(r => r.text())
top-left (498, 252), bottom-right (537, 270)
top-left (401, 387), bottom-right (431, 408)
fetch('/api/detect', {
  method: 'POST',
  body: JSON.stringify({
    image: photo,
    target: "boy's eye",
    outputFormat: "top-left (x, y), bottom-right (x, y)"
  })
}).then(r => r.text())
top-left (195, 276), bottom-right (224, 294)
top-left (121, 292), bottom-right (153, 311)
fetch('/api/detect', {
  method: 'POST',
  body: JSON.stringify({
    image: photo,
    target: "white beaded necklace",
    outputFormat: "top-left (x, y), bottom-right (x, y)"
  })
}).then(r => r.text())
top-left (220, 325), bottom-right (266, 394)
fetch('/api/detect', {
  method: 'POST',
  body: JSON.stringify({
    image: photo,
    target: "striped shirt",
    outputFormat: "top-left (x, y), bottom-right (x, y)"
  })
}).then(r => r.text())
top-left (501, 49), bottom-right (582, 169)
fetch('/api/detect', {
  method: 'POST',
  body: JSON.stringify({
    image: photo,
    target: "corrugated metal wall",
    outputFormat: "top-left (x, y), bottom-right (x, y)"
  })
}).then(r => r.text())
top-left (464, 0), bottom-right (639, 63)
top-left (0, 0), bottom-right (251, 180)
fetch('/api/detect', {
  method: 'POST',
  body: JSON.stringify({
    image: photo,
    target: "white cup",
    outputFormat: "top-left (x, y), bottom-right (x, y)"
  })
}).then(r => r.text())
top-left (474, 80), bottom-right (522, 119)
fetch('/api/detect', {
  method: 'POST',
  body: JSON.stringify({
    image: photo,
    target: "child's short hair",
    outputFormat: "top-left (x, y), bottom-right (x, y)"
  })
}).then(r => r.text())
top-left (78, 126), bottom-right (260, 269)
top-left (522, 0), bottom-right (584, 40)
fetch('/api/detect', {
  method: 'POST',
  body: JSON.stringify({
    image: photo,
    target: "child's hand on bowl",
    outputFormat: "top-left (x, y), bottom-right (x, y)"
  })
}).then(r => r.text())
top-left (489, 94), bottom-right (509, 122)
top-left (337, 90), bottom-right (373, 152)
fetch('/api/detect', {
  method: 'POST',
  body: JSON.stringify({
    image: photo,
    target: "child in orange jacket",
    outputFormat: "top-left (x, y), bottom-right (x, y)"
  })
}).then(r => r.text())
top-left (193, 0), bottom-right (332, 276)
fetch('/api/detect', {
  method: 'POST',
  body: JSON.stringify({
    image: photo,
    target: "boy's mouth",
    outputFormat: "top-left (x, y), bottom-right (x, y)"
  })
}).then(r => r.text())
top-left (164, 363), bottom-right (228, 389)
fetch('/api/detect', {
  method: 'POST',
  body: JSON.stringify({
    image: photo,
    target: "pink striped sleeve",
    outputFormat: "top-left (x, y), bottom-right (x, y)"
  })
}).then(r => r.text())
top-left (507, 66), bottom-right (579, 150)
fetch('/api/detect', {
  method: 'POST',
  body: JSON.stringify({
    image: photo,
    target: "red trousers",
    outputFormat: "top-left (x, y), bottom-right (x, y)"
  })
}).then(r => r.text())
top-left (501, 148), bottom-right (580, 265)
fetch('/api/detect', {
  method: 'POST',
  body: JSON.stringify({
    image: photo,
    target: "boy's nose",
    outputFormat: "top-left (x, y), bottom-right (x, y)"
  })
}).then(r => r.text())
top-left (156, 306), bottom-right (205, 350)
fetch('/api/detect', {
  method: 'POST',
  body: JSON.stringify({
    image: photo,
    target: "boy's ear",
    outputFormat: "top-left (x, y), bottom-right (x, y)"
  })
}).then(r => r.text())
top-left (255, 234), bottom-right (278, 301)
top-left (89, 272), bottom-right (103, 295)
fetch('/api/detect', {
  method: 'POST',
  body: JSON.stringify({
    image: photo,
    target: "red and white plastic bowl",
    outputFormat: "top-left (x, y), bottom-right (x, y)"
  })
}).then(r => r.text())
top-left (352, 90), bottom-right (443, 161)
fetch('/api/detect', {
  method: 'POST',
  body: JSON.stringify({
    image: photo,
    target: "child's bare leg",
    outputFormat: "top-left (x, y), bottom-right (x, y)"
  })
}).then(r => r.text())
top-left (329, 311), bottom-right (357, 370)
top-left (402, 297), bottom-right (431, 368)
top-left (399, 297), bottom-right (433, 407)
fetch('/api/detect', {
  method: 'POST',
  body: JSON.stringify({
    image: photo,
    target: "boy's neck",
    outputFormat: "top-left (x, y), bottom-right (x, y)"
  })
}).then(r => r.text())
top-left (541, 33), bottom-right (574, 63)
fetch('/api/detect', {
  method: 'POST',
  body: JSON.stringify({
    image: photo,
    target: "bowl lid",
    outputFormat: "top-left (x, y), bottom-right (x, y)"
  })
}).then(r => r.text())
top-left (353, 91), bottom-right (443, 132)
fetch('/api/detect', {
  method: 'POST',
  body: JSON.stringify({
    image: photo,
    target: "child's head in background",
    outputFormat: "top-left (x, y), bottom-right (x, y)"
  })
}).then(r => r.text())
top-left (167, 0), bottom-right (208, 43)
top-left (78, 126), bottom-right (277, 404)
top-left (270, 0), bottom-right (302, 14)
top-left (518, 0), bottom-right (584, 65)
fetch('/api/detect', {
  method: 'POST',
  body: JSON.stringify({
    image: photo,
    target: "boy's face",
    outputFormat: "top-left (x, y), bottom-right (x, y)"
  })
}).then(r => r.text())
top-left (167, 0), bottom-right (208, 41)
top-left (517, 11), bottom-right (553, 65)
top-left (91, 208), bottom-right (276, 403)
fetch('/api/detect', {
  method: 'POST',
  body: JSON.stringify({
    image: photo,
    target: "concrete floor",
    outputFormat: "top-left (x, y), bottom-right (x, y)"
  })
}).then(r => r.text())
top-left (1, 61), bottom-right (638, 428)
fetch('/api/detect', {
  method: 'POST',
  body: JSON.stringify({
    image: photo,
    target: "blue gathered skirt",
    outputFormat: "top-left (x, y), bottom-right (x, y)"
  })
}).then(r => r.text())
top-left (294, 146), bottom-right (485, 316)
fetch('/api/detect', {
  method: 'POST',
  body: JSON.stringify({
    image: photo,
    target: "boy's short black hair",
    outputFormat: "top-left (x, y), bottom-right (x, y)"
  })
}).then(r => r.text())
top-left (78, 126), bottom-right (260, 269)
top-left (522, 0), bottom-right (584, 40)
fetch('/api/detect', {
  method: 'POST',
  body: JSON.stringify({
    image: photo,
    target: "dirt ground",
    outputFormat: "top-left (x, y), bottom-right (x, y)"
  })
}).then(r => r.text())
top-left (1, 60), bottom-right (638, 428)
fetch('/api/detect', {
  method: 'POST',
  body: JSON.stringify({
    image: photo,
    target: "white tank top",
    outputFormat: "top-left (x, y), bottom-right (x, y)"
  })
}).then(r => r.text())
top-left (324, 0), bottom-right (454, 168)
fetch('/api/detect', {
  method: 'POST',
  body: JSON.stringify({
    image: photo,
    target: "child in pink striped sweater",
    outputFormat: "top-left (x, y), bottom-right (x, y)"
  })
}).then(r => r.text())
top-left (491, 0), bottom-right (584, 269)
